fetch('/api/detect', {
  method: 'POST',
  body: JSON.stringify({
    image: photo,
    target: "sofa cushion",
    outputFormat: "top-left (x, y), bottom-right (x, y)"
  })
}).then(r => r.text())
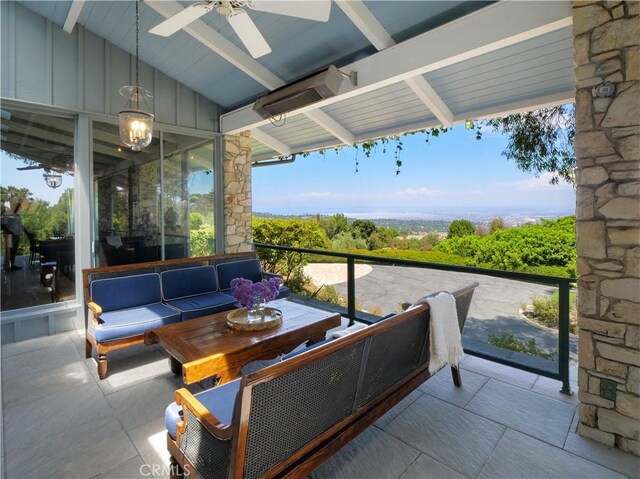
top-left (165, 378), bottom-right (241, 439)
top-left (94, 302), bottom-right (181, 342)
top-left (216, 259), bottom-right (263, 291)
top-left (91, 273), bottom-right (161, 312)
top-left (167, 292), bottom-right (237, 321)
top-left (161, 266), bottom-right (219, 301)
top-left (276, 285), bottom-right (291, 299)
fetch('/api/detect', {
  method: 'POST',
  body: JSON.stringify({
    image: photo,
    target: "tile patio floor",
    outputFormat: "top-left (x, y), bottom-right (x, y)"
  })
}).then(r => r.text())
top-left (1, 329), bottom-right (638, 479)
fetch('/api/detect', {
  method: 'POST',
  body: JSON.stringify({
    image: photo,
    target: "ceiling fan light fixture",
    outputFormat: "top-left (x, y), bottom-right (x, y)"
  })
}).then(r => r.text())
top-left (43, 171), bottom-right (63, 189)
top-left (119, 0), bottom-right (154, 152)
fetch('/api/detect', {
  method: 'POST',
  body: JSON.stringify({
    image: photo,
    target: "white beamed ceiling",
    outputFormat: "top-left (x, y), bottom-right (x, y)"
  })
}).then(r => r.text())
top-left (15, 0), bottom-right (575, 163)
top-left (225, 1), bottom-right (575, 162)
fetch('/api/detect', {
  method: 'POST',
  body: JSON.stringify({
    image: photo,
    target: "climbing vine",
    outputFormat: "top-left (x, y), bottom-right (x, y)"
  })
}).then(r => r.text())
top-left (277, 105), bottom-right (575, 182)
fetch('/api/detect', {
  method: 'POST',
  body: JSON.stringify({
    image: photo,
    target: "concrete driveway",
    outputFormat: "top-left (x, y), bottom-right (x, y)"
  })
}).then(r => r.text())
top-left (304, 263), bottom-right (578, 364)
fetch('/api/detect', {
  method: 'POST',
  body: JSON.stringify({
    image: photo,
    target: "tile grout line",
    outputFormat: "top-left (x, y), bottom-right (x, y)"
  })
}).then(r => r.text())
top-left (395, 452), bottom-right (422, 479)
top-left (380, 393), bottom-right (499, 479)
top-left (475, 427), bottom-right (508, 479)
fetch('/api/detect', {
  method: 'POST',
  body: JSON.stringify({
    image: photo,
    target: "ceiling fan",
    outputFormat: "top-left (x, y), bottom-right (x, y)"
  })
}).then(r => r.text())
top-left (149, 0), bottom-right (332, 58)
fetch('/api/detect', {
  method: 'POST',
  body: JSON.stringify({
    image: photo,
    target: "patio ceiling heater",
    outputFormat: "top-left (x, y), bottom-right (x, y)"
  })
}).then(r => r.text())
top-left (119, 0), bottom-right (154, 152)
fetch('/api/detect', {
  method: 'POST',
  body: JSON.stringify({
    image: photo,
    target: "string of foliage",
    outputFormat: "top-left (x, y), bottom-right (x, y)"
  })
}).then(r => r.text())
top-left (290, 105), bottom-right (575, 183)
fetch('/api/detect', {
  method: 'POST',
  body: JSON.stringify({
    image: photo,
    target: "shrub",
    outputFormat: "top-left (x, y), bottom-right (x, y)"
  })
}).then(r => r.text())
top-left (420, 232), bottom-right (442, 250)
top-left (331, 231), bottom-right (368, 251)
top-left (527, 292), bottom-right (578, 333)
top-left (347, 248), bottom-right (473, 266)
top-left (189, 212), bottom-right (205, 230)
top-left (253, 218), bottom-right (330, 283)
top-left (435, 216), bottom-right (576, 277)
top-left (488, 332), bottom-right (556, 359)
top-left (190, 225), bottom-right (215, 256)
top-left (490, 217), bottom-right (506, 233)
top-left (447, 219), bottom-right (475, 238)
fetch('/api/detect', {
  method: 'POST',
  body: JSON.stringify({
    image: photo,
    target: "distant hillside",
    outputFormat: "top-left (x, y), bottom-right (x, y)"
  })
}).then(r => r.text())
top-left (252, 212), bottom-right (568, 234)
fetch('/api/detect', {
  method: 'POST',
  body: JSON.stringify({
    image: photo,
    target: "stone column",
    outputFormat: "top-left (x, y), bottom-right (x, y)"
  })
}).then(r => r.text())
top-left (573, 1), bottom-right (640, 456)
top-left (223, 131), bottom-right (253, 253)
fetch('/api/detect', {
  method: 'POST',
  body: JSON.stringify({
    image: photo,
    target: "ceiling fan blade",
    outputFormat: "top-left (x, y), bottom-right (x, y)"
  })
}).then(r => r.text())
top-left (227, 10), bottom-right (271, 58)
top-left (149, 3), bottom-right (211, 37)
top-left (17, 165), bottom-right (44, 171)
top-left (249, 0), bottom-right (331, 22)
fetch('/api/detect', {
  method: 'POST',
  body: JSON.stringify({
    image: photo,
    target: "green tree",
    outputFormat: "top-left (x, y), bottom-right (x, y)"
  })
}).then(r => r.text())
top-left (331, 231), bottom-right (368, 251)
top-left (485, 105), bottom-right (575, 184)
top-left (190, 225), bottom-right (215, 256)
top-left (253, 218), bottom-right (330, 289)
top-left (189, 212), bottom-right (205, 230)
top-left (447, 219), bottom-right (475, 239)
top-left (319, 213), bottom-right (350, 239)
top-left (0, 185), bottom-right (32, 205)
top-left (490, 217), bottom-right (506, 233)
top-left (46, 188), bottom-right (73, 236)
top-left (351, 219), bottom-right (376, 240)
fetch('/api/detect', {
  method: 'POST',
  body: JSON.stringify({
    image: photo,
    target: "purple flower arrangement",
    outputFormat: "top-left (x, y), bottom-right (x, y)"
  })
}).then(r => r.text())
top-left (230, 277), bottom-right (283, 310)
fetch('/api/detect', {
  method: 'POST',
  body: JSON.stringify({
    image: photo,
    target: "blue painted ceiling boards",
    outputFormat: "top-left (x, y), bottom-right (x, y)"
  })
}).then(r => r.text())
top-left (16, 0), bottom-right (491, 110)
top-left (13, 1), bottom-right (574, 162)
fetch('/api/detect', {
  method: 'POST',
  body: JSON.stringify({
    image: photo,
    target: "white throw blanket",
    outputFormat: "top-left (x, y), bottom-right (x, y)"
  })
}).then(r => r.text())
top-left (424, 292), bottom-right (464, 374)
top-left (329, 322), bottom-right (368, 339)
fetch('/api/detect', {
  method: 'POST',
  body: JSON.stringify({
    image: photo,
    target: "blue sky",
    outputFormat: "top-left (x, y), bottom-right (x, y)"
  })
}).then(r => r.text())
top-left (253, 125), bottom-right (576, 217)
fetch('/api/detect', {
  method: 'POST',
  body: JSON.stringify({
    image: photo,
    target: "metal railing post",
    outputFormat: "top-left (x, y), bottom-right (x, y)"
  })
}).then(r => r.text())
top-left (347, 257), bottom-right (356, 326)
top-left (558, 281), bottom-right (572, 395)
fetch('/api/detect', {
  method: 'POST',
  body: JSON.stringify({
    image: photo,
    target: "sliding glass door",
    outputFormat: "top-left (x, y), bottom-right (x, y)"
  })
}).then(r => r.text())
top-left (92, 122), bottom-right (215, 267)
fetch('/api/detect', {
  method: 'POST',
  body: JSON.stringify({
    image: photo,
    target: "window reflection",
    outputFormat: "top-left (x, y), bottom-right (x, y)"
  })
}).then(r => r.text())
top-left (0, 108), bottom-right (76, 311)
top-left (93, 123), bottom-right (214, 267)
top-left (162, 133), bottom-right (215, 259)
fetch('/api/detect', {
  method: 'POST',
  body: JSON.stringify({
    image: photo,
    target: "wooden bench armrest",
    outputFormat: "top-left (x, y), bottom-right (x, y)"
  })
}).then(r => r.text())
top-left (175, 388), bottom-right (233, 441)
top-left (87, 301), bottom-right (102, 316)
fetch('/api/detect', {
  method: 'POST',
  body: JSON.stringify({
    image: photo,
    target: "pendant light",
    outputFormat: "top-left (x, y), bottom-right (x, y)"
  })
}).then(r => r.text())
top-left (43, 171), bottom-right (63, 189)
top-left (119, 0), bottom-right (154, 151)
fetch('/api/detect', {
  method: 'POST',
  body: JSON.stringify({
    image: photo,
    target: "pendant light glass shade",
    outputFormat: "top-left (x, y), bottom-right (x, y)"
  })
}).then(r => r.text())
top-left (119, 1), bottom-right (153, 151)
top-left (43, 172), bottom-right (63, 189)
top-left (119, 86), bottom-right (154, 151)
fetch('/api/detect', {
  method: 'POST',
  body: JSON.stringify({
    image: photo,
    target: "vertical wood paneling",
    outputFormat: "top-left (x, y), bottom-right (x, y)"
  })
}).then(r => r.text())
top-left (52, 26), bottom-right (78, 108)
top-left (199, 96), bottom-right (218, 132)
top-left (82, 30), bottom-right (105, 113)
top-left (179, 85), bottom-right (196, 129)
top-left (108, 46), bottom-right (130, 115)
top-left (76, 25), bottom-right (84, 109)
top-left (156, 71), bottom-right (176, 125)
top-left (15, 3), bottom-right (47, 103)
top-left (1, 1), bottom-right (15, 98)
top-left (45, 21), bottom-right (53, 104)
top-left (4, 4), bottom-right (219, 132)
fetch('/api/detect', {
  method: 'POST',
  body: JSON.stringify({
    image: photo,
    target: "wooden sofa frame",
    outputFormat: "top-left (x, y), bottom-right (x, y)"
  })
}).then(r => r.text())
top-left (168, 282), bottom-right (478, 479)
top-left (83, 252), bottom-right (258, 379)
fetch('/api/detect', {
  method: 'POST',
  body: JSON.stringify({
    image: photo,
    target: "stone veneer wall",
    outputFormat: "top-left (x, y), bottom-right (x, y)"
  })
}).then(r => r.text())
top-left (573, 1), bottom-right (640, 455)
top-left (223, 132), bottom-right (253, 253)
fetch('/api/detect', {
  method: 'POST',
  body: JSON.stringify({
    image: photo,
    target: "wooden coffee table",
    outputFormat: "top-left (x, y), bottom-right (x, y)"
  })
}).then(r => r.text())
top-left (144, 299), bottom-right (341, 385)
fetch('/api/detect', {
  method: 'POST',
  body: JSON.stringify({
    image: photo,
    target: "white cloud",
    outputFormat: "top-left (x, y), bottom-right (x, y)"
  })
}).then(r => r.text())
top-left (290, 191), bottom-right (331, 199)
top-left (392, 187), bottom-right (443, 198)
top-left (495, 172), bottom-right (574, 191)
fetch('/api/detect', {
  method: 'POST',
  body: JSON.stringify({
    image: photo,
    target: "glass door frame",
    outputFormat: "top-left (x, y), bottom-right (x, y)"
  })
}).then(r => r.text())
top-left (90, 119), bottom-right (222, 267)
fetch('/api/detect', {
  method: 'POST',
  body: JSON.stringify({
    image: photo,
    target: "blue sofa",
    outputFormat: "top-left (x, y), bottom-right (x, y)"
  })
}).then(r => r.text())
top-left (83, 253), bottom-right (286, 379)
top-left (161, 266), bottom-right (237, 321)
top-left (216, 258), bottom-right (290, 300)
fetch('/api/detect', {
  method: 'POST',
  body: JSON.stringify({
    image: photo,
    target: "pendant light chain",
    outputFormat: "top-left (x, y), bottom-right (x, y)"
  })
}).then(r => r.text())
top-left (135, 0), bottom-right (140, 109)
top-left (118, 0), bottom-right (154, 152)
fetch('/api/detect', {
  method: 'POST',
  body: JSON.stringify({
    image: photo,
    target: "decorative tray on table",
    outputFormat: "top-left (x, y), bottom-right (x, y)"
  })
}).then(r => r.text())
top-left (226, 307), bottom-right (283, 331)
